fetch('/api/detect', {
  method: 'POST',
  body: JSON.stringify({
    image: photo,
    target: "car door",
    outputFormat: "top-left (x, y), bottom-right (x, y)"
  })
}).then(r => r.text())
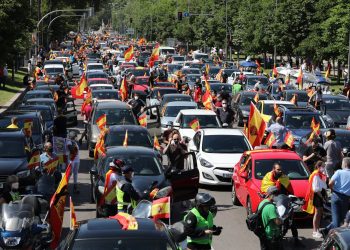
top-left (234, 156), bottom-right (251, 206)
top-left (139, 105), bottom-right (161, 129)
top-left (169, 152), bottom-right (199, 202)
top-left (64, 100), bottom-right (78, 127)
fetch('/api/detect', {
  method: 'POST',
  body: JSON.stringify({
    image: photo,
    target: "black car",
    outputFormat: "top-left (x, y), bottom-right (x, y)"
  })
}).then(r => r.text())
top-left (24, 98), bottom-right (57, 117)
top-left (232, 91), bottom-right (269, 126)
top-left (91, 89), bottom-right (119, 101)
top-left (17, 105), bottom-right (54, 131)
top-left (0, 129), bottom-right (33, 190)
top-left (90, 146), bottom-right (199, 217)
top-left (22, 90), bottom-right (54, 102)
top-left (0, 111), bottom-right (46, 146)
top-left (59, 218), bottom-right (179, 250)
top-left (104, 125), bottom-right (153, 148)
top-left (322, 94), bottom-right (350, 128)
top-left (283, 90), bottom-right (310, 107)
top-left (320, 227), bottom-right (350, 250)
top-left (243, 75), bottom-right (269, 91)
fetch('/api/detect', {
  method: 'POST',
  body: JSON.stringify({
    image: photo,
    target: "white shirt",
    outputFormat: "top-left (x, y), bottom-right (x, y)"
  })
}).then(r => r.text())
top-left (312, 175), bottom-right (327, 192)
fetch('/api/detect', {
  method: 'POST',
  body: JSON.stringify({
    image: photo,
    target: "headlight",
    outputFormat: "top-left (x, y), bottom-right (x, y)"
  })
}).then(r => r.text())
top-left (242, 110), bottom-right (249, 117)
top-left (17, 170), bottom-right (30, 178)
top-left (3, 237), bottom-right (21, 246)
top-left (199, 158), bottom-right (214, 168)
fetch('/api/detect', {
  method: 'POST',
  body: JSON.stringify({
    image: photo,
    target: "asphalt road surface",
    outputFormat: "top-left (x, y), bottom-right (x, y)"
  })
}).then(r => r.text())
top-left (61, 99), bottom-right (324, 249)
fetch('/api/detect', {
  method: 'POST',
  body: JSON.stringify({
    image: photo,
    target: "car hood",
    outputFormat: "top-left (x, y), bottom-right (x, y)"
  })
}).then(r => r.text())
top-left (200, 152), bottom-right (242, 166)
top-left (327, 110), bottom-right (349, 124)
top-left (161, 116), bottom-right (176, 126)
top-left (0, 158), bottom-right (28, 175)
top-left (132, 175), bottom-right (168, 193)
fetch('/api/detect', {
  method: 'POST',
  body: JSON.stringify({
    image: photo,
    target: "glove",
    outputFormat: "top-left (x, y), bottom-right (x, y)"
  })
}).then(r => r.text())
top-left (212, 226), bottom-right (222, 236)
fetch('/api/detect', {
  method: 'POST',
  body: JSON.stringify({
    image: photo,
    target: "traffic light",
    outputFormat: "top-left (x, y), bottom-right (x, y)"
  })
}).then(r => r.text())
top-left (130, 18), bottom-right (133, 24)
top-left (177, 12), bottom-right (182, 21)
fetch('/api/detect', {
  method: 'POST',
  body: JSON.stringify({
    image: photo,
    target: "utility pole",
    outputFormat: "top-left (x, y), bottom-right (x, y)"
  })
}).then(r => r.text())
top-left (347, 31), bottom-right (350, 85)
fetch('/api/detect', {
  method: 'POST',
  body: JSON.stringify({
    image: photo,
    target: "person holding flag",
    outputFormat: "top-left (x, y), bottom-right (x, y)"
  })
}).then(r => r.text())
top-left (40, 142), bottom-right (57, 171)
top-left (265, 117), bottom-right (288, 148)
top-left (164, 132), bottom-right (188, 170)
top-left (308, 86), bottom-right (323, 110)
top-left (183, 193), bottom-right (222, 250)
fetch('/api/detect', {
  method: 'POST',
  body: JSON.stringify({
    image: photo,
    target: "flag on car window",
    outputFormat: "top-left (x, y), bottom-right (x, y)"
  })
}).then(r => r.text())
top-left (189, 118), bottom-right (200, 132)
top-left (28, 151), bottom-right (40, 170)
top-left (284, 131), bottom-right (295, 148)
top-left (138, 114), bottom-right (147, 127)
top-left (96, 114), bottom-right (107, 130)
top-left (70, 196), bottom-right (77, 230)
top-left (151, 197), bottom-right (170, 221)
top-left (124, 45), bottom-right (134, 62)
top-left (123, 130), bottom-right (128, 147)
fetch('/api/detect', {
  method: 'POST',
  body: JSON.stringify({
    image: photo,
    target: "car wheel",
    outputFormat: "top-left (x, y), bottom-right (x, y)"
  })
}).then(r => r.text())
top-left (90, 178), bottom-right (95, 203)
top-left (231, 184), bottom-right (241, 206)
top-left (246, 197), bottom-right (253, 216)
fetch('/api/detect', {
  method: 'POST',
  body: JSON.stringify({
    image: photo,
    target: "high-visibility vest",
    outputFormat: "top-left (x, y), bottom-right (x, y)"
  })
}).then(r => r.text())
top-left (10, 191), bottom-right (20, 202)
top-left (186, 208), bottom-right (214, 245)
top-left (116, 179), bottom-right (137, 210)
top-left (104, 170), bottom-right (117, 205)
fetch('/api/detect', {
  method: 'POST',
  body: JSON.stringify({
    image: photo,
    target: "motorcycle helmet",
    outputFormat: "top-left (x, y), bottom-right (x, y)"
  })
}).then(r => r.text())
top-left (195, 193), bottom-right (216, 207)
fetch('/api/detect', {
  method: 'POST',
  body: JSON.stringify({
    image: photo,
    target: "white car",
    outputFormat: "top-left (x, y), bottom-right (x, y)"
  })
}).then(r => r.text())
top-left (227, 71), bottom-right (254, 85)
top-left (87, 62), bottom-right (104, 72)
top-left (173, 109), bottom-right (221, 139)
top-left (188, 129), bottom-right (252, 185)
top-left (89, 84), bottom-right (115, 92)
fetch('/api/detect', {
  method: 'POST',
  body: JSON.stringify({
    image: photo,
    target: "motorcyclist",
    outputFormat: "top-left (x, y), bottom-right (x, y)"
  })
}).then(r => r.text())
top-left (184, 193), bottom-right (222, 250)
top-left (0, 175), bottom-right (21, 205)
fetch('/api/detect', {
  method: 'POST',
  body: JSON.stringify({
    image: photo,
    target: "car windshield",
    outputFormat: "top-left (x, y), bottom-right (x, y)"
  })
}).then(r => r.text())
top-left (254, 159), bottom-right (309, 180)
top-left (182, 115), bottom-right (219, 128)
top-left (323, 98), bottom-right (350, 110)
top-left (285, 114), bottom-right (326, 129)
top-left (202, 135), bottom-right (250, 153)
top-left (92, 91), bottom-right (118, 100)
top-left (0, 138), bottom-right (26, 158)
top-left (264, 104), bottom-right (295, 116)
top-left (106, 131), bottom-right (152, 148)
top-left (210, 84), bottom-right (232, 94)
top-left (45, 68), bottom-right (63, 74)
top-left (151, 89), bottom-right (177, 98)
top-left (94, 109), bottom-right (135, 125)
top-left (163, 96), bottom-right (192, 104)
top-left (240, 94), bottom-right (267, 106)
top-left (90, 85), bottom-right (113, 91)
top-left (164, 106), bottom-right (195, 117)
top-left (182, 69), bottom-right (201, 75)
top-left (104, 155), bottom-right (162, 176)
top-left (247, 78), bottom-right (269, 88)
top-left (335, 134), bottom-right (350, 149)
top-left (88, 80), bottom-right (108, 85)
top-left (24, 93), bottom-right (52, 101)
top-left (167, 64), bottom-right (182, 74)
top-left (286, 92), bottom-right (309, 102)
top-left (88, 65), bottom-right (104, 71)
top-left (71, 238), bottom-right (173, 250)
top-left (87, 73), bottom-right (108, 79)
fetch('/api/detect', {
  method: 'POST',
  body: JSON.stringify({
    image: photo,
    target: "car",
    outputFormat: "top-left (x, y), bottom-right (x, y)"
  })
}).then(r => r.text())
top-left (24, 98), bottom-right (57, 116)
top-left (64, 98), bottom-right (78, 127)
top-left (87, 78), bottom-right (109, 86)
top-left (171, 55), bottom-right (185, 65)
top-left (201, 66), bottom-right (221, 79)
top-left (91, 89), bottom-right (119, 101)
top-left (256, 100), bottom-right (296, 123)
top-left (160, 94), bottom-right (193, 112)
top-left (227, 71), bottom-right (254, 85)
top-left (16, 105), bottom-right (54, 131)
top-left (181, 68), bottom-right (201, 76)
top-left (189, 129), bottom-right (252, 185)
top-left (283, 90), bottom-right (310, 107)
top-left (185, 74), bottom-right (201, 89)
top-left (89, 84), bottom-right (115, 91)
top-left (319, 227), bottom-right (350, 250)
top-left (90, 146), bottom-right (199, 217)
top-left (232, 149), bottom-right (310, 214)
top-left (130, 67), bottom-right (150, 77)
top-left (104, 125), bottom-right (153, 148)
top-left (86, 71), bottom-right (108, 81)
top-left (0, 129), bottom-right (33, 190)
top-left (173, 109), bottom-right (221, 139)
top-left (152, 82), bottom-right (175, 88)
top-left (0, 111), bottom-right (46, 146)
top-left (87, 100), bottom-right (137, 157)
top-left (59, 218), bottom-right (180, 250)
top-left (43, 64), bottom-right (65, 78)
top-left (232, 91), bottom-right (269, 126)
top-left (208, 83), bottom-right (232, 98)
top-left (183, 61), bottom-right (203, 69)
top-left (86, 62), bottom-right (105, 72)
top-left (160, 101), bottom-right (198, 134)
top-left (146, 88), bottom-right (178, 117)
top-left (243, 75), bottom-right (269, 91)
top-left (322, 94), bottom-right (350, 128)
top-left (22, 90), bottom-right (54, 103)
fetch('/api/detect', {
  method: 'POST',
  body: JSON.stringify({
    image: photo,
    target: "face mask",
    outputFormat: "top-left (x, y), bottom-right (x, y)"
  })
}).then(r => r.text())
top-left (11, 182), bottom-right (19, 191)
top-left (274, 172), bottom-right (282, 179)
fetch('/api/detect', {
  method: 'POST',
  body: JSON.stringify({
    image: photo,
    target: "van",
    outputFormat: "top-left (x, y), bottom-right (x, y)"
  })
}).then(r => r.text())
top-left (44, 64), bottom-right (65, 78)
top-left (159, 46), bottom-right (176, 60)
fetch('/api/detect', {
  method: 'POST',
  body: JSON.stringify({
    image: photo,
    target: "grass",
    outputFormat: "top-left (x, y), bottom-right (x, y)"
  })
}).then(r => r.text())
top-left (0, 70), bottom-right (26, 107)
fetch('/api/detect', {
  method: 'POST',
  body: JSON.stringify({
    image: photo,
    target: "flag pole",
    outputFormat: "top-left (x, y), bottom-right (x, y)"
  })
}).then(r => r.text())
top-left (168, 196), bottom-right (171, 225)
top-left (69, 196), bottom-right (72, 230)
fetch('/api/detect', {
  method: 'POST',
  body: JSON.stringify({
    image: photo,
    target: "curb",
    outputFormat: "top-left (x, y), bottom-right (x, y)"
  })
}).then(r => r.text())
top-left (0, 87), bottom-right (27, 115)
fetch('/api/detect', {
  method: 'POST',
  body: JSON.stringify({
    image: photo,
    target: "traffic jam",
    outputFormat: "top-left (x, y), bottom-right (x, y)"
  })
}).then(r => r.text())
top-left (1, 31), bottom-right (350, 250)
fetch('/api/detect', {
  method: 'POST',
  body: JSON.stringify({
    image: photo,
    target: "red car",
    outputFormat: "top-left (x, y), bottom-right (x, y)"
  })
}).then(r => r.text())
top-left (232, 149), bottom-right (310, 214)
top-left (133, 76), bottom-right (149, 92)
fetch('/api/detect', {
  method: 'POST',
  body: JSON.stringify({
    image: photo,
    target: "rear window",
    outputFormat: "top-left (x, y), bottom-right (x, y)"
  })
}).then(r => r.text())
top-left (0, 138), bottom-right (26, 158)
top-left (45, 68), bottom-right (64, 74)
top-left (182, 115), bottom-right (219, 128)
top-left (94, 108), bottom-right (135, 125)
top-left (92, 91), bottom-right (118, 100)
top-left (254, 159), bottom-right (309, 180)
top-left (106, 130), bottom-right (152, 148)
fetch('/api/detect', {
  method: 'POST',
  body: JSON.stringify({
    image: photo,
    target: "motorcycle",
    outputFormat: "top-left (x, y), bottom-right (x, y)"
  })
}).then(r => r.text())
top-left (0, 197), bottom-right (52, 249)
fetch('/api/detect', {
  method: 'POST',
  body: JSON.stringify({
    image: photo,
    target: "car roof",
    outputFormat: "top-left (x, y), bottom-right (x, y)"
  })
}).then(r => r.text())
top-left (44, 64), bottom-right (64, 68)
top-left (106, 146), bottom-right (156, 156)
top-left (87, 63), bottom-right (103, 66)
top-left (180, 109), bottom-right (216, 115)
top-left (201, 128), bottom-right (244, 136)
top-left (284, 90), bottom-right (307, 93)
top-left (92, 89), bottom-right (117, 93)
top-left (260, 100), bottom-right (293, 105)
top-left (241, 91), bottom-right (267, 96)
top-left (246, 75), bottom-right (268, 79)
top-left (90, 84), bottom-right (113, 87)
top-left (0, 128), bottom-right (25, 138)
top-left (165, 101), bottom-right (197, 107)
top-left (76, 218), bottom-right (168, 239)
top-left (96, 100), bottom-right (129, 109)
top-left (245, 149), bottom-right (301, 160)
top-left (163, 94), bottom-right (190, 98)
top-left (108, 125), bottom-right (148, 133)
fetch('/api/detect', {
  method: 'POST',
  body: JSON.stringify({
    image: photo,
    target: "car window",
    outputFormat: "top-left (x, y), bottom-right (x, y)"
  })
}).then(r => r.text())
top-left (94, 108), bottom-right (135, 125)
top-left (92, 91), bottom-right (118, 100)
top-left (285, 114), bottom-right (326, 129)
top-left (202, 135), bottom-right (250, 153)
top-left (210, 84), bottom-right (232, 94)
top-left (254, 159), bottom-right (309, 180)
top-left (240, 94), bottom-right (267, 106)
top-left (324, 98), bottom-right (350, 110)
top-left (163, 96), bottom-right (192, 104)
top-left (164, 106), bottom-right (195, 117)
top-left (286, 92), bottom-right (309, 102)
top-left (263, 104), bottom-right (295, 116)
top-left (0, 138), bottom-right (26, 158)
top-left (182, 115), bottom-right (219, 128)
top-left (106, 131), bottom-right (152, 148)
top-left (193, 131), bottom-right (201, 149)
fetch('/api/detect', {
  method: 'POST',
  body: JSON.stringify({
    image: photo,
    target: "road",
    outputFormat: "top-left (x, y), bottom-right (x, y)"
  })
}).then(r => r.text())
top-left (61, 99), bottom-right (323, 249)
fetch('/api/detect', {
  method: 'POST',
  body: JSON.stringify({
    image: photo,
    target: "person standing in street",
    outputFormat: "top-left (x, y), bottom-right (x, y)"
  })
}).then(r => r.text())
top-left (302, 137), bottom-right (326, 172)
top-left (324, 129), bottom-right (343, 178)
top-left (78, 101), bottom-right (92, 145)
top-left (322, 158), bottom-right (350, 237)
top-left (258, 186), bottom-right (283, 250)
top-left (127, 92), bottom-right (145, 117)
top-left (232, 79), bottom-right (242, 95)
top-left (53, 109), bottom-right (67, 138)
top-left (266, 117), bottom-right (288, 148)
top-left (2, 64), bottom-right (8, 88)
top-left (163, 132), bottom-right (188, 170)
top-left (67, 131), bottom-right (80, 194)
top-left (215, 99), bottom-right (235, 127)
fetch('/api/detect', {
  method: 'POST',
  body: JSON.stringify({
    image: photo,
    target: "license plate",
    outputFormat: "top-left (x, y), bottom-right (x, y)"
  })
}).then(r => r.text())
top-left (0, 183), bottom-right (3, 189)
top-left (223, 173), bottom-right (232, 178)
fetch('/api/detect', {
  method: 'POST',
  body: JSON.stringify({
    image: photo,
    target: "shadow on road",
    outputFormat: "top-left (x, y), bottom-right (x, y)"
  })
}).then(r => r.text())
top-left (199, 184), bottom-right (231, 192)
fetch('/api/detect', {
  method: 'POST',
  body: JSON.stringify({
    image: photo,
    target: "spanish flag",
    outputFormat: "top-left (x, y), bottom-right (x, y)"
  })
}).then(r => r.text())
top-left (119, 76), bottom-right (128, 102)
top-left (325, 64), bottom-right (330, 79)
top-left (189, 118), bottom-right (200, 132)
top-left (28, 151), bottom-right (40, 170)
top-left (248, 103), bottom-right (266, 147)
top-left (261, 171), bottom-right (293, 194)
top-left (265, 132), bottom-right (276, 148)
top-left (296, 68), bottom-right (303, 89)
top-left (149, 43), bottom-right (160, 67)
top-left (49, 163), bottom-right (71, 249)
top-left (109, 212), bottom-right (138, 230)
top-left (77, 73), bottom-right (87, 96)
top-left (284, 131), bottom-right (295, 148)
top-left (272, 64), bottom-right (278, 77)
top-left (274, 102), bottom-right (281, 117)
top-left (124, 45), bottom-right (134, 62)
top-left (303, 170), bottom-right (326, 214)
top-left (23, 118), bottom-right (33, 135)
top-left (311, 117), bottom-right (320, 135)
top-left (151, 197), bottom-right (170, 221)
top-left (202, 91), bottom-right (213, 110)
top-left (44, 157), bottom-right (59, 174)
top-left (253, 92), bottom-right (259, 103)
top-left (290, 94), bottom-right (296, 105)
top-left (204, 79), bottom-right (211, 92)
top-left (154, 135), bottom-right (161, 151)
top-left (123, 130), bottom-right (128, 147)
top-left (94, 131), bottom-right (106, 160)
top-left (70, 196), bottom-right (77, 230)
top-left (96, 114), bottom-right (107, 130)
top-left (138, 114), bottom-right (147, 127)
top-left (44, 75), bottom-right (50, 83)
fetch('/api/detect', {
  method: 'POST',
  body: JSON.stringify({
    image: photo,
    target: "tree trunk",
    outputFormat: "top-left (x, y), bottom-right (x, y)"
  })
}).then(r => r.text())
top-left (337, 60), bottom-right (341, 85)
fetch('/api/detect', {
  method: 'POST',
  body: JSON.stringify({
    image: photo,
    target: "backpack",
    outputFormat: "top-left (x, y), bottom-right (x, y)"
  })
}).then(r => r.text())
top-left (246, 201), bottom-right (272, 238)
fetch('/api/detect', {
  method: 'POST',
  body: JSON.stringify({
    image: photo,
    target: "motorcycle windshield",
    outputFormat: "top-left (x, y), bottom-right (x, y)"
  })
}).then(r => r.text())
top-left (132, 200), bottom-right (152, 218)
top-left (1, 203), bottom-right (34, 231)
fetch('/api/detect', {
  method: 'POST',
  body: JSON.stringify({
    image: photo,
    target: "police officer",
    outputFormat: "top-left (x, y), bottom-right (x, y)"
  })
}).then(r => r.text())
top-left (184, 193), bottom-right (222, 250)
top-left (116, 166), bottom-right (140, 213)
top-left (103, 159), bottom-right (124, 216)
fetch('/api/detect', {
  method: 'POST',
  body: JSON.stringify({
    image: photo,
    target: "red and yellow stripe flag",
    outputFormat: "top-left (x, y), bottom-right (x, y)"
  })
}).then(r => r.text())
top-left (303, 170), bottom-right (326, 214)
top-left (265, 132), bottom-right (276, 148)
top-left (70, 196), bottom-right (77, 230)
top-left (202, 91), bottom-right (213, 110)
top-left (49, 163), bottom-right (71, 249)
top-left (109, 212), bottom-right (138, 230)
top-left (28, 151), bottom-right (40, 170)
top-left (44, 157), bottom-right (59, 174)
top-left (274, 102), bottom-right (281, 117)
top-left (253, 92), bottom-right (259, 103)
top-left (76, 73), bottom-right (87, 96)
top-left (149, 43), bottom-right (160, 67)
top-left (154, 135), bottom-right (161, 151)
top-left (189, 118), bottom-right (200, 132)
top-left (124, 45), bottom-right (134, 62)
top-left (123, 130), bottom-right (128, 147)
top-left (248, 102), bottom-right (266, 147)
top-left (151, 197), bottom-right (170, 221)
top-left (311, 117), bottom-right (320, 135)
top-left (284, 131), bottom-right (295, 148)
top-left (204, 79), bottom-right (211, 92)
top-left (296, 68), bottom-right (303, 90)
top-left (138, 114), bottom-right (147, 127)
top-left (96, 114), bottom-right (107, 130)
top-left (119, 76), bottom-right (128, 101)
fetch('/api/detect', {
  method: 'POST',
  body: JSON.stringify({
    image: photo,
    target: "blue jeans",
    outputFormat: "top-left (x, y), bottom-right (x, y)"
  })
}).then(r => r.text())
top-left (326, 192), bottom-right (349, 230)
